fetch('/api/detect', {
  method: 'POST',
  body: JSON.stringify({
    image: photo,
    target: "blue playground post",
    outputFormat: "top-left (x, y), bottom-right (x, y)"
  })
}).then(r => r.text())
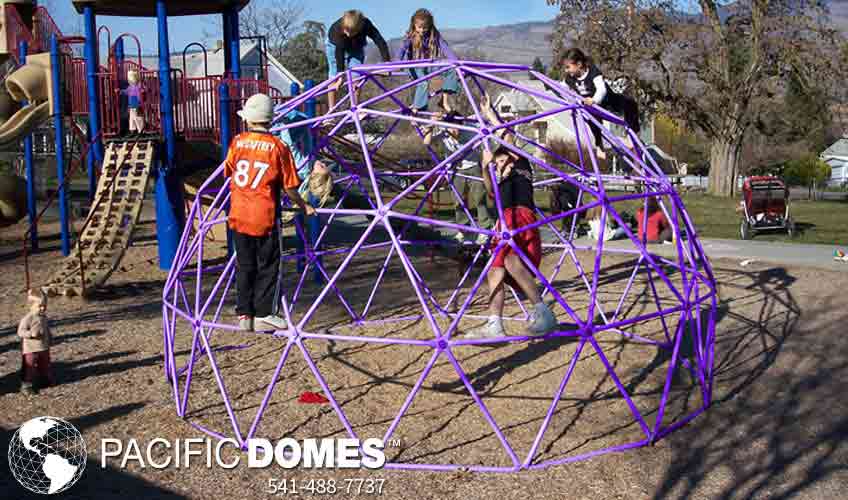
top-left (114, 36), bottom-right (126, 137)
top-left (222, 10), bottom-right (232, 76)
top-left (228, 6), bottom-right (241, 80)
top-left (20, 41), bottom-right (37, 251)
top-left (114, 37), bottom-right (125, 68)
top-left (51, 35), bottom-right (70, 256)
top-left (82, 4), bottom-right (104, 165)
top-left (291, 83), bottom-right (306, 273)
top-left (154, 0), bottom-right (185, 270)
top-left (86, 123), bottom-right (96, 202)
top-left (219, 81), bottom-right (234, 256)
top-left (305, 79), bottom-right (316, 117)
top-left (303, 79), bottom-right (322, 284)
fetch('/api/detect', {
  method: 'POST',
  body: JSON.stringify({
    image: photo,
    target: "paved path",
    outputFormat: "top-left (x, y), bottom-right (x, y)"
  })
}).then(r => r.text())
top-left (545, 230), bottom-right (848, 272)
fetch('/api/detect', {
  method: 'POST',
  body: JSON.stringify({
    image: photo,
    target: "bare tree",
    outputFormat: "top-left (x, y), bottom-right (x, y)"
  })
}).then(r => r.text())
top-left (203, 0), bottom-right (305, 60)
top-left (548, 0), bottom-right (846, 196)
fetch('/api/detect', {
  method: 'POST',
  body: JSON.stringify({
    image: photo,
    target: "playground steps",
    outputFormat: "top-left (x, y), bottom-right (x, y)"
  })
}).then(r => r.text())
top-left (43, 140), bottom-right (155, 297)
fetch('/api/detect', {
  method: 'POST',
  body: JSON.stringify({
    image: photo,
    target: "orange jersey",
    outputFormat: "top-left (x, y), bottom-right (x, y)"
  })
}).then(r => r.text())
top-left (225, 131), bottom-right (300, 236)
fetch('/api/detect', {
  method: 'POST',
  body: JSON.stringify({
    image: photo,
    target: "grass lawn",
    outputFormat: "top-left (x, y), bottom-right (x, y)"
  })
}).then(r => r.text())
top-left (673, 193), bottom-right (847, 245)
top-left (390, 187), bottom-right (848, 246)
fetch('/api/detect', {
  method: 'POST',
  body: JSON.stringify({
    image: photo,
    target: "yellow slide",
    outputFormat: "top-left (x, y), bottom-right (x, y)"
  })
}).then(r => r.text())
top-left (0, 52), bottom-right (55, 225)
top-left (0, 52), bottom-right (54, 146)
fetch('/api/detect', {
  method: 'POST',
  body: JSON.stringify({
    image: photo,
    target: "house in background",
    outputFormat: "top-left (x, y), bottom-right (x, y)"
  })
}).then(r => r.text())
top-left (141, 40), bottom-right (302, 95)
top-left (820, 137), bottom-right (848, 187)
top-left (493, 79), bottom-right (655, 154)
top-left (493, 79), bottom-right (670, 176)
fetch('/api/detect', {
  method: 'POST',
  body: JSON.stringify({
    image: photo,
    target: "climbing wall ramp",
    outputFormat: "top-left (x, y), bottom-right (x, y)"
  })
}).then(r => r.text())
top-left (43, 140), bottom-right (156, 296)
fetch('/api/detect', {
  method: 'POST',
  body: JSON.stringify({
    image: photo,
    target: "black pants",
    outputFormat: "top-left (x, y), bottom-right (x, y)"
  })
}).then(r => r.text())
top-left (233, 229), bottom-right (280, 318)
top-left (590, 92), bottom-right (641, 148)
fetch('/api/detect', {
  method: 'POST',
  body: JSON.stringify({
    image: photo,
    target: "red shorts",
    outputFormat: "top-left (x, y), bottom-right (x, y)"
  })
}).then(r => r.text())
top-left (491, 206), bottom-right (542, 269)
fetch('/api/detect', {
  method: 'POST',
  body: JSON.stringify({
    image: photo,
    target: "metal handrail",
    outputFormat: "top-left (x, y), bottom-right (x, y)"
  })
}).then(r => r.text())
top-left (22, 130), bottom-right (103, 292)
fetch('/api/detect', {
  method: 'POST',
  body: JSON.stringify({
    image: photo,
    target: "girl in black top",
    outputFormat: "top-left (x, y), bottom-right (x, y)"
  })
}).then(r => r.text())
top-left (561, 48), bottom-right (641, 158)
top-left (467, 95), bottom-right (558, 339)
top-left (325, 10), bottom-right (391, 108)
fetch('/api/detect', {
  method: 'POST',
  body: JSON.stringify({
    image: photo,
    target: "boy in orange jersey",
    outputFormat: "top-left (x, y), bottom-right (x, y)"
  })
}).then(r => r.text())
top-left (226, 93), bottom-right (315, 332)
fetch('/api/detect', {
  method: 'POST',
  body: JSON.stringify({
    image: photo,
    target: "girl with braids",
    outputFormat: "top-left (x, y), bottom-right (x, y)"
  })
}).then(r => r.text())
top-left (398, 9), bottom-right (459, 113)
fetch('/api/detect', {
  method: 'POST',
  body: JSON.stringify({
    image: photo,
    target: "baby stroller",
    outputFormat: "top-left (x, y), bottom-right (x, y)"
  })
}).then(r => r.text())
top-left (739, 176), bottom-right (795, 240)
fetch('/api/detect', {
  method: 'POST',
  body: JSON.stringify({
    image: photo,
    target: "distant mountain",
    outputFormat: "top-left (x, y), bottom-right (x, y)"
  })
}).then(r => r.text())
top-left (364, 2), bottom-right (848, 68)
top-left (368, 20), bottom-right (556, 67)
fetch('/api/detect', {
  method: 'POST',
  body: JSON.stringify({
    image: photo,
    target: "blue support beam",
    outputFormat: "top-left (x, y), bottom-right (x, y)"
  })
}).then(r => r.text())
top-left (222, 10), bottom-right (232, 77)
top-left (154, 0), bottom-right (184, 270)
top-left (305, 79), bottom-right (316, 118)
top-left (82, 5), bottom-right (104, 165)
top-left (20, 41), bottom-right (37, 251)
top-left (114, 37), bottom-right (126, 136)
top-left (51, 35), bottom-right (71, 256)
top-left (219, 81), bottom-right (234, 256)
top-left (228, 6), bottom-right (240, 80)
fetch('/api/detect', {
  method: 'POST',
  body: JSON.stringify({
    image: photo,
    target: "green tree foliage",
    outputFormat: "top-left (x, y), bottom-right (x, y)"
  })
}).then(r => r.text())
top-left (279, 21), bottom-right (328, 83)
top-left (546, 0), bottom-right (847, 197)
top-left (530, 57), bottom-right (546, 79)
top-left (783, 154), bottom-right (832, 199)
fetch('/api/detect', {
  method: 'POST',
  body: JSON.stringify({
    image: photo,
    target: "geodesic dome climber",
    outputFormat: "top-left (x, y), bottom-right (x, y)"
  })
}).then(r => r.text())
top-left (162, 56), bottom-right (718, 472)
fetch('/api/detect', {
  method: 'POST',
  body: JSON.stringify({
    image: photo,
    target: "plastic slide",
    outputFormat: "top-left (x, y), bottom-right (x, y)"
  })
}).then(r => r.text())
top-left (0, 53), bottom-right (55, 224)
top-left (0, 172), bottom-right (27, 226)
top-left (0, 52), bottom-right (54, 147)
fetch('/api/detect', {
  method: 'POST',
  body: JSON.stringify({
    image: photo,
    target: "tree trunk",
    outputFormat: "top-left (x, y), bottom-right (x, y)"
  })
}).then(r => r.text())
top-left (708, 138), bottom-right (743, 197)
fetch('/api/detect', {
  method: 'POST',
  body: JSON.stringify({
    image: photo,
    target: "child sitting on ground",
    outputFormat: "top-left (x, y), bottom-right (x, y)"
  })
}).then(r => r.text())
top-left (585, 205), bottom-right (628, 242)
top-left (636, 198), bottom-right (672, 244)
top-left (18, 288), bottom-right (53, 394)
top-left (226, 93), bottom-right (314, 332)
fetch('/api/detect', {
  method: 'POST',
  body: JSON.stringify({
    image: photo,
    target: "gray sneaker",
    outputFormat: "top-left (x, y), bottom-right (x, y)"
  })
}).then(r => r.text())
top-left (466, 318), bottom-right (506, 340)
top-left (255, 314), bottom-right (288, 331)
top-left (239, 315), bottom-right (254, 332)
top-left (527, 305), bottom-right (557, 336)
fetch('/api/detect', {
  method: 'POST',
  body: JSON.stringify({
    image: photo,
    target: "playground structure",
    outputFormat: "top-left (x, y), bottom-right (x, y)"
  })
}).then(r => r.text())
top-left (163, 58), bottom-right (719, 472)
top-left (1, 0), bottom-right (308, 295)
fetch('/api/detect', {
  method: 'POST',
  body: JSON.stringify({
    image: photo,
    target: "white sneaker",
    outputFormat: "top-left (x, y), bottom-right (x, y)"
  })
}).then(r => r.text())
top-left (466, 317), bottom-right (506, 339)
top-left (475, 233), bottom-right (489, 245)
top-left (239, 315), bottom-right (254, 332)
top-left (255, 315), bottom-right (288, 331)
top-left (454, 231), bottom-right (467, 244)
top-left (527, 304), bottom-right (557, 336)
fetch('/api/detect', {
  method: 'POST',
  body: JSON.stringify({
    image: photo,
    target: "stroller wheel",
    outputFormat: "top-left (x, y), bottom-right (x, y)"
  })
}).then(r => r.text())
top-left (740, 219), bottom-right (752, 240)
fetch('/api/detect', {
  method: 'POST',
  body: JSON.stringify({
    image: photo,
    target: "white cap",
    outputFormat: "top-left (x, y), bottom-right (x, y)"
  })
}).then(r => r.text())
top-left (237, 93), bottom-right (274, 123)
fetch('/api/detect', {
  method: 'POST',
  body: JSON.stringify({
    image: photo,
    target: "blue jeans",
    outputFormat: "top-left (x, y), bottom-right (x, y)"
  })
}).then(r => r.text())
top-left (411, 66), bottom-right (459, 111)
top-left (325, 39), bottom-right (365, 77)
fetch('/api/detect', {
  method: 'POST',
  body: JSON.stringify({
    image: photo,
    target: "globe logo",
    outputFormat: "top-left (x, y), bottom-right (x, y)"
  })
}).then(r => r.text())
top-left (7, 416), bottom-right (87, 495)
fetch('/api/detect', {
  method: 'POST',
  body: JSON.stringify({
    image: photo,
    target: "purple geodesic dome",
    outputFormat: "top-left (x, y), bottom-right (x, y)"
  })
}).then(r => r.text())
top-left (162, 57), bottom-right (718, 473)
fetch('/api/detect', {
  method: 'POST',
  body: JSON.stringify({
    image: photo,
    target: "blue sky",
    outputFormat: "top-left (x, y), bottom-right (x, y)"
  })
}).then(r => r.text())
top-left (45, 0), bottom-right (559, 55)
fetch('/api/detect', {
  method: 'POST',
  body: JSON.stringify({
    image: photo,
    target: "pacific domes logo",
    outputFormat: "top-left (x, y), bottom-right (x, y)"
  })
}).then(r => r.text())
top-left (7, 416), bottom-right (87, 494)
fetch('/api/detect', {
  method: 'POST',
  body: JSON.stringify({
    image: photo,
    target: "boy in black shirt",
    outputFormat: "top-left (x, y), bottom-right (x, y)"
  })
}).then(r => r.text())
top-left (325, 10), bottom-right (391, 108)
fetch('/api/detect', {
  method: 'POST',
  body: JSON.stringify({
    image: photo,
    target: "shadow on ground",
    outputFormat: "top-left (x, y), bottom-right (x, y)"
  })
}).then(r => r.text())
top-left (651, 266), bottom-right (848, 499)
